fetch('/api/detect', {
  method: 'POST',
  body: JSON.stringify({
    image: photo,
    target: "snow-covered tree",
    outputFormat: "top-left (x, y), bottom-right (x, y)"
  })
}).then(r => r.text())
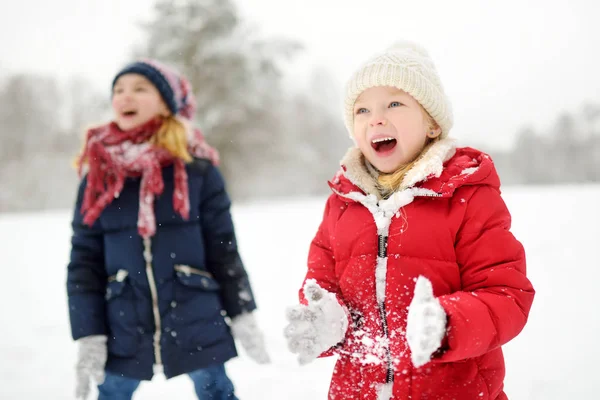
top-left (137, 0), bottom-right (302, 198)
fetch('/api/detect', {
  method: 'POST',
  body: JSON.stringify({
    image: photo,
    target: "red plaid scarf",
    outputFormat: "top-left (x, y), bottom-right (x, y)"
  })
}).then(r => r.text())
top-left (77, 117), bottom-right (219, 238)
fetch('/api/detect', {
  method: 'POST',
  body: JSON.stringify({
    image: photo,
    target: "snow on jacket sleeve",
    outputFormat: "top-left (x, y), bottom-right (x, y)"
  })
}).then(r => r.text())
top-left (199, 163), bottom-right (256, 319)
top-left (435, 185), bottom-right (535, 363)
top-left (67, 177), bottom-right (108, 340)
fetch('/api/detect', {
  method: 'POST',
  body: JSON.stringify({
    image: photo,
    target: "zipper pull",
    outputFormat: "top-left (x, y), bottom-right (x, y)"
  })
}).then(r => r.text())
top-left (378, 235), bottom-right (388, 258)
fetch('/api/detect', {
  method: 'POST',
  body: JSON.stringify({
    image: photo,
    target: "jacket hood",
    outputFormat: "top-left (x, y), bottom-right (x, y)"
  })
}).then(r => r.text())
top-left (329, 138), bottom-right (500, 200)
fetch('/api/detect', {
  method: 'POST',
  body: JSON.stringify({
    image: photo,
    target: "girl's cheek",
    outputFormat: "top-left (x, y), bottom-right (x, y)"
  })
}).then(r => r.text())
top-left (111, 97), bottom-right (120, 110)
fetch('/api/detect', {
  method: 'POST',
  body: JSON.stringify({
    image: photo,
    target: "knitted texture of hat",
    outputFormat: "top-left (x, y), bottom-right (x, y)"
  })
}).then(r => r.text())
top-left (343, 40), bottom-right (453, 139)
top-left (112, 59), bottom-right (196, 120)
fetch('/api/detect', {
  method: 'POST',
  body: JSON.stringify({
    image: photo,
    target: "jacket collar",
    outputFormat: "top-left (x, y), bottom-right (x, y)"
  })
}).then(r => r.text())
top-left (338, 138), bottom-right (457, 199)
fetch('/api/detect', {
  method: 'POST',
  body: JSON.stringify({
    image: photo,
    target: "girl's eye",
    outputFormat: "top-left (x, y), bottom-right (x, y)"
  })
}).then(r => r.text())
top-left (356, 108), bottom-right (369, 114)
top-left (134, 87), bottom-right (147, 92)
top-left (113, 88), bottom-right (123, 95)
top-left (389, 101), bottom-right (402, 108)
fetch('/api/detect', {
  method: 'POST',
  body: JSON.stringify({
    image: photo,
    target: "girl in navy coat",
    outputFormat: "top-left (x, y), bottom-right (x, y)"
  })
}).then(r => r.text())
top-left (67, 59), bottom-right (269, 400)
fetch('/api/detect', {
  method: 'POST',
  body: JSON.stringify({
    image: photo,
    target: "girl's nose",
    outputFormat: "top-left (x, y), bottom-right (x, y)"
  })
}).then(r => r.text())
top-left (369, 116), bottom-right (387, 127)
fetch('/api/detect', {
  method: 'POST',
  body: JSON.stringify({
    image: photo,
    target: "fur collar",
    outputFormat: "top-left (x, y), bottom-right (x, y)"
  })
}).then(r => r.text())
top-left (340, 138), bottom-right (457, 199)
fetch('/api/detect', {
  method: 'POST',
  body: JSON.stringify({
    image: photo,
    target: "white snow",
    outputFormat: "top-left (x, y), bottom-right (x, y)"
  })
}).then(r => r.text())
top-left (348, 328), bottom-right (389, 366)
top-left (1, 185), bottom-right (599, 398)
top-left (460, 167), bottom-right (479, 176)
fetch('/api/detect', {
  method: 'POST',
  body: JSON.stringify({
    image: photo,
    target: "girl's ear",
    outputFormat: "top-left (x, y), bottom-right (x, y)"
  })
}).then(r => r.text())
top-left (427, 127), bottom-right (442, 138)
top-left (160, 103), bottom-right (171, 118)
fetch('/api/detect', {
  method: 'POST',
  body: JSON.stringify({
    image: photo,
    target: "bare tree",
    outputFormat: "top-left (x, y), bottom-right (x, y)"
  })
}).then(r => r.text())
top-left (0, 74), bottom-right (61, 161)
top-left (0, 73), bottom-right (106, 212)
top-left (494, 104), bottom-right (600, 185)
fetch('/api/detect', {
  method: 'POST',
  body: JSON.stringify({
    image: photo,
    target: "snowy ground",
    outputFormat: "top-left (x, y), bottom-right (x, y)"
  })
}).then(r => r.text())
top-left (1, 184), bottom-right (598, 399)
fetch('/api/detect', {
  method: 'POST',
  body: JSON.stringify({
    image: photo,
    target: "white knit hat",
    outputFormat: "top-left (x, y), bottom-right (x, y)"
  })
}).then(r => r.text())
top-left (343, 40), bottom-right (453, 139)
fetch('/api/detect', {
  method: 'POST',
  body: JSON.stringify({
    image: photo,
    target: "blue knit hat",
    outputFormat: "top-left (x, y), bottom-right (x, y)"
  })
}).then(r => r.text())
top-left (112, 59), bottom-right (196, 120)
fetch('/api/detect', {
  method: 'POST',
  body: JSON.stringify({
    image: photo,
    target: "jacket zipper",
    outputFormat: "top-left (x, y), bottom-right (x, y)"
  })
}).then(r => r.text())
top-left (377, 234), bottom-right (394, 384)
top-left (335, 188), bottom-right (427, 387)
top-left (143, 237), bottom-right (163, 366)
top-left (378, 235), bottom-right (387, 258)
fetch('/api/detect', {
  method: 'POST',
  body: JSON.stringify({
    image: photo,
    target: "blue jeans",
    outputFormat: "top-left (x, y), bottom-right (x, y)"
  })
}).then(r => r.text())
top-left (98, 364), bottom-right (238, 400)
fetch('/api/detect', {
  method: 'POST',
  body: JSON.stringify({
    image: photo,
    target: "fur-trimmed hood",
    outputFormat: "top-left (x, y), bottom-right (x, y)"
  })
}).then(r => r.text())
top-left (329, 138), bottom-right (500, 201)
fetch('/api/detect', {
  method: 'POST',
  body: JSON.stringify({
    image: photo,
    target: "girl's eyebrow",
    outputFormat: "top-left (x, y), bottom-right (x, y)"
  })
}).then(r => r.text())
top-left (388, 90), bottom-right (407, 97)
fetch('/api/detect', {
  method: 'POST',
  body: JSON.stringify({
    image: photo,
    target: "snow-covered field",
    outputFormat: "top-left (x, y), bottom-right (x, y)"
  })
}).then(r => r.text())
top-left (1, 185), bottom-right (598, 399)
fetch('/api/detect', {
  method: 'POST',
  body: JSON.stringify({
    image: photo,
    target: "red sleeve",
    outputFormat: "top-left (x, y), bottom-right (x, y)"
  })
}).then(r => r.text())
top-left (300, 194), bottom-right (341, 303)
top-left (435, 185), bottom-right (535, 363)
top-left (299, 195), bottom-right (351, 357)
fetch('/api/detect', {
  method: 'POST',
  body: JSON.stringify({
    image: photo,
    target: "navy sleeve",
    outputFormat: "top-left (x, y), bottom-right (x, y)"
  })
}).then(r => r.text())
top-left (66, 177), bottom-right (108, 340)
top-left (200, 164), bottom-right (257, 318)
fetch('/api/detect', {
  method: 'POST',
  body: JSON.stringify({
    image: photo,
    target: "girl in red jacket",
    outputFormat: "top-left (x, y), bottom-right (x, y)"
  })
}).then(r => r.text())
top-left (284, 41), bottom-right (535, 400)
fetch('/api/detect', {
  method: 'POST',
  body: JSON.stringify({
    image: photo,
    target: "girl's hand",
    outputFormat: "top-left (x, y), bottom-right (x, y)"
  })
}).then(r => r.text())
top-left (284, 280), bottom-right (349, 365)
top-left (75, 335), bottom-right (107, 399)
top-left (230, 312), bottom-right (271, 364)
top-left (406, 276), bottom-right (447, 368)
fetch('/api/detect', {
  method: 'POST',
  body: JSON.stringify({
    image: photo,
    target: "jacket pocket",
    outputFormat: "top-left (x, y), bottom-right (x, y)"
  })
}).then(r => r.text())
top-left (174, 264), bottom-right (220, 291)
top-left (410, 359), bottom-right (489, 400)
top-left (169, 265), bottom-right (229, 350)
top-left (105, 269), bottom-right (139, 357)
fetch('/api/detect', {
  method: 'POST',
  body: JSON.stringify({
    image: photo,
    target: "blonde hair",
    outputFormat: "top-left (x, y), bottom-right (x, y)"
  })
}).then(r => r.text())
top-left (75, 115), bottom-right (192, 169)
top-left (151, 115), bottom-right (192, 162)
top-left (377, 108), bottom-right (440, 193)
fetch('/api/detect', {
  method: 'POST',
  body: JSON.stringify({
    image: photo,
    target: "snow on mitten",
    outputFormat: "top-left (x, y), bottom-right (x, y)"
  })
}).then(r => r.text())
top-left (284, 279), bottom-right (349, 365)
top-left (406, 276), bottom-right (447, 368)
top-left (230, 311), bottom-right (271, 364)
top-left (75, 335), bottom-right (107, 399)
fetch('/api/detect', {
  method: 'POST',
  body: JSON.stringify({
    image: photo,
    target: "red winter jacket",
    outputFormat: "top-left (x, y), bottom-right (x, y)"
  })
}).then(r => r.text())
top-left (300, 139), bottom-right (534, 400)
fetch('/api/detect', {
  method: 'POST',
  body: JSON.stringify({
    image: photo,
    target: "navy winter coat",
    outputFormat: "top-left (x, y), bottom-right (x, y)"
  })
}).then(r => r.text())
top-left (67, 158), bottom-right (256, 380)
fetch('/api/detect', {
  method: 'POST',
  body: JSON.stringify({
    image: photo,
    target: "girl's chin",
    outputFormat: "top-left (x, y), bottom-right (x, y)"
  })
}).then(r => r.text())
top-left (366, 160), bottom-right (399, 174)
top-left (115, 120), bottom-right (135, 130)
top-left (366, 154), bottom-right (408, 174)
top-left (376, 165), bottom-right (402, 174)
top-left (115, 117), bottom-right (148, 131)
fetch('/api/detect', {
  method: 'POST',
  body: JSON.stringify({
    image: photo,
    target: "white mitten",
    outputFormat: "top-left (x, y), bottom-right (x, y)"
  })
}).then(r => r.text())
top-left (406, 276), bottom-right (447, 368)
top-left (230, 312), bottom-right (271, 364)
top-left (284, 279), bottom-right (349, 365)
top-left (75, 335), bottom-right (107, 399)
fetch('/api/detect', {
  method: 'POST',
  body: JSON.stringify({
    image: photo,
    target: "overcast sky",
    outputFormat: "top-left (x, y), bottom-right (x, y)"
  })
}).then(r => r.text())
top-left (1, 0), bottom-right (599, 149)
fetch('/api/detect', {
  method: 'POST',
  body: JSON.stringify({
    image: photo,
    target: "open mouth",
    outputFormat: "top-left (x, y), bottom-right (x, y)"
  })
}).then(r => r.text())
top-left (122, 110), bottom-right (137, 117)
top-left (371, 137), bottom-right (397, 153)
